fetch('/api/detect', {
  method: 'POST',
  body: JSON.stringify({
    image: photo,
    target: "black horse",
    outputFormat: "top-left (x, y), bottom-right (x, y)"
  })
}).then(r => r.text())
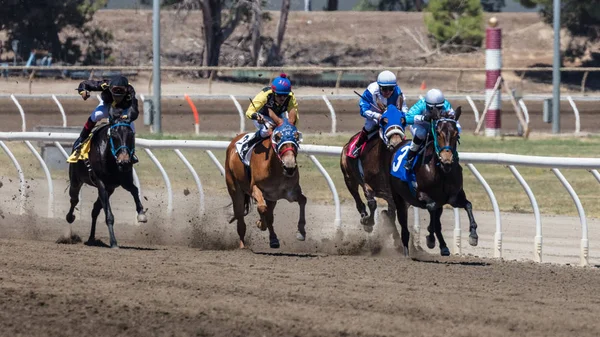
top-left (66, 108), bottom-right (147, 248)
top-left (389, 107), bottom-right (478, 256)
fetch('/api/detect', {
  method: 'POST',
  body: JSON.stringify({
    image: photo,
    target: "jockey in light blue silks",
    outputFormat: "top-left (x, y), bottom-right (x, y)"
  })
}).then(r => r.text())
top-left (348, 70), bottom-right (408, 158)
top-left (404, 88), bottom-right (462, 171)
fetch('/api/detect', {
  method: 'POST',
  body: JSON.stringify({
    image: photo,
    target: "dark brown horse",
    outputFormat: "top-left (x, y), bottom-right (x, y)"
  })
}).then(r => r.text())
top-left (340, 105), bottom-right (407, 244)
top-left (225, 119), bottom-right (306, 249)
top-left (389, 107), bottom-right (478, 256)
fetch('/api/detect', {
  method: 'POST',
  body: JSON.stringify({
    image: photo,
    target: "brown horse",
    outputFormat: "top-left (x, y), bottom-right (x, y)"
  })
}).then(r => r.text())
top-left (340, 105), bottom-right (407, 243)
top-left (389, 107), bottom-right (479, 256)
top-left (225, 119), bottom-right (306, 249)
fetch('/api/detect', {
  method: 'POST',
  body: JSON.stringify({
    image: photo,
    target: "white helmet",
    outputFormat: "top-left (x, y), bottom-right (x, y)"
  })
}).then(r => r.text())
top-left (377, 70), bottom-right (397, 87)
top-left (425, 88), bottom-right (445, 108)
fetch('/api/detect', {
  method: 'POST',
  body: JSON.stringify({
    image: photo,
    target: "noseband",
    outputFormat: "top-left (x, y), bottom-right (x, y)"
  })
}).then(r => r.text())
top-left (108, 122), bottom-right (135, 159)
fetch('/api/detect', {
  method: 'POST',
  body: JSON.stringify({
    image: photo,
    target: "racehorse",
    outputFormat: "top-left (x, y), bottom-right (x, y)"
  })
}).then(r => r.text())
top-left (340, 105), bottom-right (407, 243)
top-left (225, 118), bottom-right (306, 249)
top-left (389, 106), bottom-right (479, 256)
top-left (65, 107), bottom-right (147, 248)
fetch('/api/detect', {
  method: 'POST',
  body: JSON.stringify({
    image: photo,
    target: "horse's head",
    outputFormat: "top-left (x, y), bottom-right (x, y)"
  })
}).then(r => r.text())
top-left (271, 119), bottom-right (302, 177)
top-left (379, 105), bottom-right (406, 150)
top-left (108, 107), bottom-right (135, 171)
top-left (432, 106), bottom-right (462, 173)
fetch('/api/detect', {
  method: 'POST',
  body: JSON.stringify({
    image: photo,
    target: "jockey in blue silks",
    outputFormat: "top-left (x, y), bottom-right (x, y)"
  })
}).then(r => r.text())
top-left (348, 70), bottom-right (408, 158)
top-left (404, 88), bottom-right (462, 171)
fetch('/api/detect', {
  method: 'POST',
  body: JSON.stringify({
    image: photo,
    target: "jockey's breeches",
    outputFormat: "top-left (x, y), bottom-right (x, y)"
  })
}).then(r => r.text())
top-left (252, 116), bottom-right (275, 138)
top-left (90, 102), bottom-right (135, 132)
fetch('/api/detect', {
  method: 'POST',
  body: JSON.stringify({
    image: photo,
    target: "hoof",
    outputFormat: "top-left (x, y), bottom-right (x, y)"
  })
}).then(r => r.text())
top-left (469, 233), bottom-right (478, 246)
top-left (296, 232), bottom-right (306, 241)
top-left (256, 220), bottom-right (267, 231)
top-left (402, 246), bottom-right (410, 257)
top-left (137, 213), bottom-right (148, 223)
top-left (270, 238), bottom-right (280, 249)
top-left (239, 240), bottom-right (246, 249)
top-left (66, 213), bottom-right (75, 224)
top-left (426, 235), bottom-right (435, 249)
top-left (110, 244), bottom-right (120, 249)
top-left (440, 247), bottom-right (450, 256)
top-left (363, 225), bottom-right (374, 233)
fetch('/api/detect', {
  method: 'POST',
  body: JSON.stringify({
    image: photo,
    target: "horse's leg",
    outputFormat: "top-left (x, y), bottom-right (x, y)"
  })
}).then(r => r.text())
top-left (362, 184), bottom-right (377, 228)
top-left (295, 189), bottom-right (307, 241)
top-left (121, 176), bottom-right (147, 223)
top-left (252, 185), bottom-right (268, 231)
top-left (426, 208), bottom-right (437, 250)
top-left (391, 193), bottom-right (409, 256)
top-left (66, 173), bottom-right (82, 224)
top-left (342, 171), bottom-right (368, 224)
top-left (451, 189), bottom-right (478, 246)
top-left (381, 198), bottom-right (401, 250)
top-left (98, 183), bottom-right (118, 248)
top-left (228, 186), bottom-right (248, 249)
top-left (265, 200), bottom-right (279, 249)
top-left (433, 208), bottom-right (450, 256)
top-left (86, 197), bottom-right (102, 244)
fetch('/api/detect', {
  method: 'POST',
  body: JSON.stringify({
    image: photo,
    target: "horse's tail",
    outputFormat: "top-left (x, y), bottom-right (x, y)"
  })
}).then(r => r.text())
top-left (227, 193), bottom-right (252, 224)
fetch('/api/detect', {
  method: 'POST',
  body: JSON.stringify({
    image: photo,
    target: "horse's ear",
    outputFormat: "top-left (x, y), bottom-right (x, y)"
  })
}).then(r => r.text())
top-left (454, 106), bottom-right (462, 121)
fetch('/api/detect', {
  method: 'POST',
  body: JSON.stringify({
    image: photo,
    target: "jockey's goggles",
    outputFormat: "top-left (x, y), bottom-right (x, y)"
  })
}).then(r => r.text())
top-left (426, 103), bottom-right (445, 111)
top-left (110, 86), bottom-right (127, 96)
top-left (379, 85), bottom-right (395, 92)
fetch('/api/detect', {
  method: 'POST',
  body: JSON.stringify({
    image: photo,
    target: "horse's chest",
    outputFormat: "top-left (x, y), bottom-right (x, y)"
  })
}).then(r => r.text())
top-left (257, 178), bottom-right (297, 201)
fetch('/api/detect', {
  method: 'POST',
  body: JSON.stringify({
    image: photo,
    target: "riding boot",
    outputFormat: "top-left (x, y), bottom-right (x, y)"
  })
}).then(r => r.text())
top-left (404, 136), bottom-right (423, 171)
top-left (72, 118), bottom-right (96, 152)
top-left (349, 128), bottom-right (369, 158)
top-left (240, 131), bottom-right (264, 159)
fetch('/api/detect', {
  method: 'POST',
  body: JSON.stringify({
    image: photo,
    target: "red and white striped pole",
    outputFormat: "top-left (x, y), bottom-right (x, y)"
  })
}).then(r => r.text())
top-left (485, 17), bottom-right (502, 137)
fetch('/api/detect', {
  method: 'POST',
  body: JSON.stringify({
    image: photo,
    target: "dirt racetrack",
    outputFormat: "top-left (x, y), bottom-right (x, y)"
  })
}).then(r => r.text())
top-left (2, 207), bottom-right (600, 337)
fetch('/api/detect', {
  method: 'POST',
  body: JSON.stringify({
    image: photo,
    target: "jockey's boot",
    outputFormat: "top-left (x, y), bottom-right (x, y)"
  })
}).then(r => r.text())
top-left (404, 149), bottom-right (417, 171)
top-left (404, 136), bottom-right (423, 171)
top-left (72, 118), bottom-right (96, 152)
top-left (240, 131), bottom-right (263, 159)
top-left (350, 128), bottom-right (369, 158)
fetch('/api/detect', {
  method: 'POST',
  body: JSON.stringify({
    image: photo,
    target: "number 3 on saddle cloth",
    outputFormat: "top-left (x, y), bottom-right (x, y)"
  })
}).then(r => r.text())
top-left (390, 144), bottom-right (419, 196)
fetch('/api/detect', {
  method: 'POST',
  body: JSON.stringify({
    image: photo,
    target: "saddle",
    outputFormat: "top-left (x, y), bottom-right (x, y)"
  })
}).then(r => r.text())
top-left (346, 129), bottom-right (379, 159)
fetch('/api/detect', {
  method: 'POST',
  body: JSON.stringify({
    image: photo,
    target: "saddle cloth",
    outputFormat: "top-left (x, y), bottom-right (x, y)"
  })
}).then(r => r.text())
top-left (67, 135), bottom-right (93, 163)
top-left (235, 132), bottom-right (260, 166)
top-left (390, 144), bottom-right (419, 195)
top-left (346, 129), bottom-right (379, 159)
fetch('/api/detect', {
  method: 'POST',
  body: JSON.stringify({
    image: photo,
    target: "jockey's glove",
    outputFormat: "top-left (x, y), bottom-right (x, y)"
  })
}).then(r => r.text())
top-left (415, 114), bottom-right (431, 123)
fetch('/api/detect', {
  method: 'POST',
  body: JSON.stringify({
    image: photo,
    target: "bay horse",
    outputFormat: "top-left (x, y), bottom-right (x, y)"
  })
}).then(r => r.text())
top-left (65, 107), bottom-right (147, 248)
top-left (340, 105), bottom-right (407, 242)
top-left (225, 118), bottom-right (306, 249)
top-left (389, 107), bottom-right (479, 256)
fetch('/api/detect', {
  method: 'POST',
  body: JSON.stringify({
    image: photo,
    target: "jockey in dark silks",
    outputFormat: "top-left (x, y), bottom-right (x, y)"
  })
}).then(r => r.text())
top-left (72, 76), bottom-right (140, 163)
top-left (238, 73), bottom-right (300, 159)
top-left (348, 70), bottom-right (408, 158)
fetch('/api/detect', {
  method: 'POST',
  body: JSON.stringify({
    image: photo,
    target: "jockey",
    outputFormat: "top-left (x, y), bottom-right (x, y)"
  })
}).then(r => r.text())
top-left (72, 76), bottom-right (139, 163)
top-left (239, 73), bottom-right (299, 158)
top-left (348, 70), bottom-right (408, 158)
top-left (404, 88), bottom-right (461, 171)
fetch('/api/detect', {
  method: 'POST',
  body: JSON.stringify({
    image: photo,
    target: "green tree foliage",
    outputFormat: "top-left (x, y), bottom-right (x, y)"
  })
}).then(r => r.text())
top-left (0, 0), bottom-right (111, 64)
top-left (425, 0), bottom-right (484, 52)
top-left (518, 0), bottom-right (600, 60)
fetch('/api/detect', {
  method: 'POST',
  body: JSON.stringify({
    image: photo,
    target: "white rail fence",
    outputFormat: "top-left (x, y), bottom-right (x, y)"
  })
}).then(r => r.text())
top-left (0, 93), bottom-right (595, 135)
top-left (1, 132), bottom-right (600, 267)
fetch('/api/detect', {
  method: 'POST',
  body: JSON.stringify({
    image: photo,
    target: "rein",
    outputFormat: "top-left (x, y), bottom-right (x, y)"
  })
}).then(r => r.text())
top-left (108, 122), bottom-right (135, 158)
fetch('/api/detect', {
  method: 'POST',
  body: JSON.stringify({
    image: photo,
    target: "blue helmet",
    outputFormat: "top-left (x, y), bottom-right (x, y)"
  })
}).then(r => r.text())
top-left (271, 73), bottom-right (292, 95)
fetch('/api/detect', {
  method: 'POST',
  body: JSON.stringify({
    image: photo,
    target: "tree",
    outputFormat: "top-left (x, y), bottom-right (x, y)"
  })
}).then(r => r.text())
top-left (425, 0), bottom-right (484, 52)
top-left (518, 0), bottom-right (600, 60)
top-left (266, 0), bottom-right (291, 65)
top-left (0, 0), bottom-right (111, 64)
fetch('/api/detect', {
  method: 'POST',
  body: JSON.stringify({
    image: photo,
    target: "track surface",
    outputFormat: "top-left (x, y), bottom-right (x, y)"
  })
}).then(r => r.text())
top-left (2, 95), bottom-right (600, 336)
